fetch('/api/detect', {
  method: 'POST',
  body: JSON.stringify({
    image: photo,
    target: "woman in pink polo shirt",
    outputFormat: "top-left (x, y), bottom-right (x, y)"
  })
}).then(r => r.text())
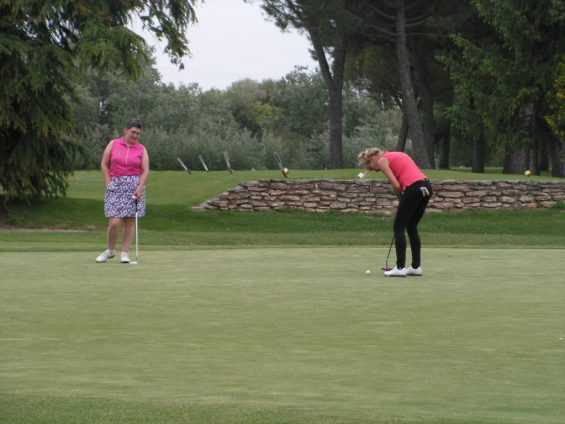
top-left (96, 119), bottom-right (149, 263)
top-left (358, 148), bottom-right (433, 277)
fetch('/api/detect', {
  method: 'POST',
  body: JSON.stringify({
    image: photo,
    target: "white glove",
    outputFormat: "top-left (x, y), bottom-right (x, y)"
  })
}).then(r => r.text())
top-left (420, 186), bottom-right (430, 197)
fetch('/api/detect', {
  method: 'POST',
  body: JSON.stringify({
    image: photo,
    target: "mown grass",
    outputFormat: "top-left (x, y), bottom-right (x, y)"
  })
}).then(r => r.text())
top-left (1, 169), bottom-right (564, 423)
top-left (1, 169), bottom-right (563, 250)
top-left (64, 168), bottom-right (563, 206)
top-left (1, 248), bottom-right (565, 423)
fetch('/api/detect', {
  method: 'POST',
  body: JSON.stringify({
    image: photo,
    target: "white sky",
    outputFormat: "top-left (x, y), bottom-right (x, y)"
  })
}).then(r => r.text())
top-left (141, 0), bottom-right (319, 90)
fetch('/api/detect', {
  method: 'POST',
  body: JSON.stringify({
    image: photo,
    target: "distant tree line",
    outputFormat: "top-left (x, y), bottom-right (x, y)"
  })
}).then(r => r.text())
top-left (259, 0), bottom-right (564, 175)
top-left (1, 0), bottom-right (563, 202)
top-left (73, 63), bottom-right (400, 172)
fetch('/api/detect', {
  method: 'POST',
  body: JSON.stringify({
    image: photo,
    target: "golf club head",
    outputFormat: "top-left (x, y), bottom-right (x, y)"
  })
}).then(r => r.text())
top-left (381, 266), bottom-right (393, 271)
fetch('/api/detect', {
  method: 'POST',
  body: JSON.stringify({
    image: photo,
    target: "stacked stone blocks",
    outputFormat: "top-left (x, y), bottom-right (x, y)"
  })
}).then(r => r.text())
top-left (195, 179), bottom-right (565, 214)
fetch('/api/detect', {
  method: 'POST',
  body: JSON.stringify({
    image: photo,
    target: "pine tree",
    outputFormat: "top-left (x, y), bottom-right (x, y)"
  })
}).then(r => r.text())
top-left (0, 0), bottom-right (196, 202)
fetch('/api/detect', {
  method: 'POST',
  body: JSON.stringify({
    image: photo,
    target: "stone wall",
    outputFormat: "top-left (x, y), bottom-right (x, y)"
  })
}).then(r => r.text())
top-left (195, 179), bottom-right (565, 214)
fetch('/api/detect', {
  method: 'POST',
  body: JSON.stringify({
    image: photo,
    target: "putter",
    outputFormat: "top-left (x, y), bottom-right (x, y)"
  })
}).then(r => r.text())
top-left (198, 155), bottom-right (209, 172)
top-left (381, 235), bottom-right (394, 271)
top-left (176, 157), bottom-right (192, 174)
top-left (131, 196), bottom-right (139, 265)
top-left (223, 151), bottom-right (233, 174)
top-left (273, 152), bottom-right (288, 178)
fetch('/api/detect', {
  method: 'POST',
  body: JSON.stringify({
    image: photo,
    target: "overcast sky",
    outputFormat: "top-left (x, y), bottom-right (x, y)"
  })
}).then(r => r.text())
top-left (142, 0), bottom-right (319, 90)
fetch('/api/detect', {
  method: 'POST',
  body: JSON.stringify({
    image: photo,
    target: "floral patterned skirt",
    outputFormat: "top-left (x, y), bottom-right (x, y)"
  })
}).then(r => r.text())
top-left (104, 176), bottom-right (146, 218)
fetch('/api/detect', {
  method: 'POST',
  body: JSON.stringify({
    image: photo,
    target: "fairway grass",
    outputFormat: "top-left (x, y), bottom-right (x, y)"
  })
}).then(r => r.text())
top-left (1, 247), bottom-right (564, 423)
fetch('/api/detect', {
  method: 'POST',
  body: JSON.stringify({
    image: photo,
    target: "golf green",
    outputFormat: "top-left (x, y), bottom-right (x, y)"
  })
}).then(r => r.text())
top-left (1, 247), bottom-right (564, 423)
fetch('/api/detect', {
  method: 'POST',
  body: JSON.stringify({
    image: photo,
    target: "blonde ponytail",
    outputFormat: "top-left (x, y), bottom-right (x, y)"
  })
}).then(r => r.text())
top-left (357, 148), bottom-right (382, 168)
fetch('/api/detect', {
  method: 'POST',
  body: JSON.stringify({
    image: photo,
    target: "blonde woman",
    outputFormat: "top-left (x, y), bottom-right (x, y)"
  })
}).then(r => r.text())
top-left (358, 148), bottom-right (433, 277)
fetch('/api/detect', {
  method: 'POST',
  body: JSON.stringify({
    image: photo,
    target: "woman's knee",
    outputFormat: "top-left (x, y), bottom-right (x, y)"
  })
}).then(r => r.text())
top-left (393, 224), bottom-right (404, 235)
top-left (406, 225), bottom-right (419, 236)
top-left (108, 218), bottom-right (122, 231)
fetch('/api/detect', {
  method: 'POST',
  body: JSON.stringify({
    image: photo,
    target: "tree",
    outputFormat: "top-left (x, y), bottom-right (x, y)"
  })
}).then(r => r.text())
top-left (546, 62), bottom-right (565, 140)
top-left (0, 0), bottom-right (196, 202)
top-left (224, 79), bottom-right (268, 137)
top-left (342, 0), bottom-right (443, 168)
top-left (262, 67), bottom-right (328, 140)
top-left (444, 0), bottom-right (565, 176)
top-left (260, 0), bottom-right (364, 168)
top-left (545, 61), bottom-right (565, 177)
top-left (393, 0), bottom-right (433, 168)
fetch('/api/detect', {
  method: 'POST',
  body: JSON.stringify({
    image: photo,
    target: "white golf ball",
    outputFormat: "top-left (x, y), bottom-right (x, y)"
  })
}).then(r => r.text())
top-left (357, 172), bottom-right (365, 179)
top-left (365, 269), bottom-right (371, 275)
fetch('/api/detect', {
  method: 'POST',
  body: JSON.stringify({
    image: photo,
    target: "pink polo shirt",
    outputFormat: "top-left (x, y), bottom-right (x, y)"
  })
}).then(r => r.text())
top-left (383, 152), bottom-right (427, 191)
top-left (109, 137), bottom-right (146, 177)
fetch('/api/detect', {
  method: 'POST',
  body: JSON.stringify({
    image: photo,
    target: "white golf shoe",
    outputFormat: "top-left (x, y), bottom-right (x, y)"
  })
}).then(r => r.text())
top-left (406, 266), bottom-right (423, 276)
top-left (96, 249), bottom-right (115, 263)
top-left (383, 267), bottom-right (408, 277)
top-left (120, 252), bottom-right (130, 264)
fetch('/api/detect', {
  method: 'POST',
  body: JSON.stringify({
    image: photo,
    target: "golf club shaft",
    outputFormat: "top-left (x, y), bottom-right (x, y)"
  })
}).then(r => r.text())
top-left (381, 235), bottom-right (394, 270)
top-left (132, 195), bottom-right (139, 263)
top-left (135, 211), bottom-right (138, 261)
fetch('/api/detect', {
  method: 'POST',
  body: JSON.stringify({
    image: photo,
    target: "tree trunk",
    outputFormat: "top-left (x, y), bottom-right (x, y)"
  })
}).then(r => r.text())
top-left (538, 112), bottom-right (564, 177)
top-left (412, 48), bottom-right (436, 168)
top-left (550, 136), bottom-right (565, 177)
top-left (328, 79), bottom-right (344, 168)
top-left (528, 145), bottom-right (539, 175)
top-left (539, 138), bottom-right (550, 171)
top-left (308, 27), bottom-right (345, 168)
top-left (395, 0), bottom-right (431, 168)
top-left (535, 113), bottom-right (550, 172)
top-left (437, 120), bottom-right (451, 169)
top-left (421, 88), bottom-right (436, 168)
top-left (396, 112), bottom-right (409, 152)
top-left (503, 144), bottom-right (528, 174)
top-left (472, 125), bottom-right (486, 173)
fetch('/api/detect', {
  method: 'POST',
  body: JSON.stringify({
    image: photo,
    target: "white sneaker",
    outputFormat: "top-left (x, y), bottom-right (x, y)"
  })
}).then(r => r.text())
top-left (120, 252), bottom-right (130, 264)
top-left (384, 267), bottom-right (407, 277)
top-left (96, 249), bottom-right (115, 263)
top-left (406, 266), bottom-right (423, 276)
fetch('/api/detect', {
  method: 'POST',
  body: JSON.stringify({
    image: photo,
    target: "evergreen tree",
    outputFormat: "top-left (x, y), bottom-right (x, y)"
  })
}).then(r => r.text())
top-left (0, 0), bottom-right (196, 202)
top-left (260, 0), bottom-right (366, 168)
top-left (443, 0), bottom-right (565, 175)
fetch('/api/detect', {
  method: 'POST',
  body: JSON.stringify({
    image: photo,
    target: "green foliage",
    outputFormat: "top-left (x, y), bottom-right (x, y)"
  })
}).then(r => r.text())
top-left (0, 23), bottom-right (80, 200)
top-left (442, 0), bottom-right (564, 173)
top-left (72, 64), bottom-right (393, 171)
top-left (264, 68), bottom-right (329, 139)
top-left (546, 61), bottom-right (565, 138)
top-left (0, 0), bottom-right (196, 202)
top-left (346, 46), bottom-right (400, 109)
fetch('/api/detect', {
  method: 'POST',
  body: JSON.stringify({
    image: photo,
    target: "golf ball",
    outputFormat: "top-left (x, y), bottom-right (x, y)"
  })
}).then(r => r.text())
top-left (357, 172), bottom-right (365, 179)
top-left (283, 167), bottom-right (289, 174)
top-left (524, 169), bottom-right (532, 176)
top-left (365, 269), bottom-right (371, 275)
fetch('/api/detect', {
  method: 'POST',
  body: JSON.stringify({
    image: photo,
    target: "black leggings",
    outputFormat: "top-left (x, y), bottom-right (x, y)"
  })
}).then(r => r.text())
top-left (393, 179), bottom-right (432, 269)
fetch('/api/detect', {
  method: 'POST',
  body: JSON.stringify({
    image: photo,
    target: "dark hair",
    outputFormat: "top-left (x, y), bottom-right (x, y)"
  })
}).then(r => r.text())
top-left (126, 119), bottom-right (143, 129)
